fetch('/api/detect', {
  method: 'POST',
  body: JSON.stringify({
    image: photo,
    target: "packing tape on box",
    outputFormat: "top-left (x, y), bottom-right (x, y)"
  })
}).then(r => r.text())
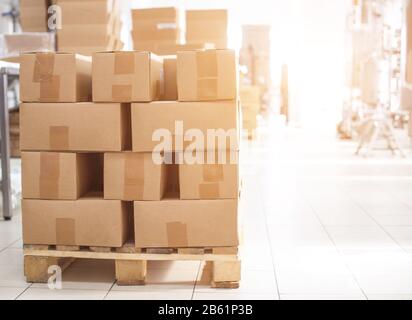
top-left (49, 126), bottom-right (69, 150)
top-left (33, 53), bottom-right (60, 102)
top-left (199, 183), bottom-right (220, 199)
top-left (112, 85), bottom-right (133, 101)
top-left (196, 50), bottom-right (218, 100)
top-left (39, 152), bottom-right (60, 199)
top-left (123, 154), bottom-right (145, 200)
top-left (112, 52), bottom-right (135, 101)
top-left (114, 52), bottom-right (135, 74)
top-left (56, 218), bottom-right (76, 245)
top-left (166, 222), bottom-right (188, 247)
top-left (197, 164), bottom-right (223, 199)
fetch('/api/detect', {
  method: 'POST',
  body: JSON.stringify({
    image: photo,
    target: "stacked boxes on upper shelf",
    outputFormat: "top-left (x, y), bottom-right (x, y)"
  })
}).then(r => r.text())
top-left (131, 7), bottom-right (214, 56)
top-left (20, 52), bottom-right (133, 248)
top-left (56, 0), bottom-right (123, 56)
top-left (240, 85), bottom-right (261, 139)
top-left (185, 10), bottom-right (228, 49)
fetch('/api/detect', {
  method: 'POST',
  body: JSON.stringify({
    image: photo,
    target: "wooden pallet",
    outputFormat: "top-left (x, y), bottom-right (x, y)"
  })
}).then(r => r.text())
top-left (23, 243), bottom-right (241, 288)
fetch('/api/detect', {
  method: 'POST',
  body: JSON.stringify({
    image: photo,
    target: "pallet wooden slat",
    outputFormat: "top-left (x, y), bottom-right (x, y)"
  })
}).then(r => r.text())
top-left (23, 244), bottom-right (241, 288)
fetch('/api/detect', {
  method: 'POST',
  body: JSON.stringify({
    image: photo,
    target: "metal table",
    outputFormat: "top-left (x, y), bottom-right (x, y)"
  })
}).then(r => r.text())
top-left (0, 66), bottom-right (19, 221)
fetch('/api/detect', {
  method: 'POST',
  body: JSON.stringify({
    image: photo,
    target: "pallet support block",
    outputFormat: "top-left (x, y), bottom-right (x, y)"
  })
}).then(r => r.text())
top-left (24, 256), bottom-right (74, 283)
top-left (115, 260), bottom-right (147, 286)
top-left (211, 260), bottom-right (241, 289)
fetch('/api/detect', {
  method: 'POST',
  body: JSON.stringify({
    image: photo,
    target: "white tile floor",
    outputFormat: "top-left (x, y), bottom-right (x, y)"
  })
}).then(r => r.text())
top-left (1, 118), bottom-right (412, 300)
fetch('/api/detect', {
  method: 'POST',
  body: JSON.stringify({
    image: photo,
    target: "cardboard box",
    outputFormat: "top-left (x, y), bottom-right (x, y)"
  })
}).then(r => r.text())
top-left (20, 102), bottom-right (131, 152)
top-left (20, 0), bottom-right (48, 32)
top-left (177, 49), bottom-right (237, 101)
top-left (134, 198), bottom-right (238, 248)
top-left (0, 33), bottom-right (55, 59)
top-left (22, 196), bottom-right (131, 247)
top-left (131, 101), bottom-right (239, 152)
top-left (179, 151), bottom-right (239, 200)
top-left (20, 53), bottom-right (92, 102)
top-left (131, 7), bottom-right (180, 44)
top-left (162, 56), bottom-right (177, 101)
top-left (57, 0), bottom-right (119, 25)
top-left (92, 51), bottom-right (163, 102)
top-left (22, 152), bottom-right (101, 200)
top-left (186, 10), bottom-right (228, 48)
top-left (133, 42), bottom-right (211, 56)
top-left (104, 152), bottom-right (166, 201)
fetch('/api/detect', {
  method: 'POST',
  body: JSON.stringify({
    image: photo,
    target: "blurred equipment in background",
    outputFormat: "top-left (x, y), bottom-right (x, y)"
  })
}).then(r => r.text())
top-left (341, 0), bottom-right (407, 156)
top-left (240, 25), bottom-right (272, 112)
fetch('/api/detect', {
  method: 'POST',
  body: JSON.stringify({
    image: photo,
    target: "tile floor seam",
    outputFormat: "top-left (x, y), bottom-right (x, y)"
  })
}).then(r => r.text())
top-left (303, 191), bottom-right (369, 300)
top-left (191, 262), bottom-right (202, 300)
top-left (259, 177), bottom-right (281, 300)
top-left (14, 283), bottom-right (32, 300)
top-left (340, 187), bottom-right (411, 255)
top-left (103, 281), bottom-right (116, 300)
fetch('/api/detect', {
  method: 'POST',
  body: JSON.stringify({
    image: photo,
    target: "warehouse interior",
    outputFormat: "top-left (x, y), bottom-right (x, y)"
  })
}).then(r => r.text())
top-left (0, 0), bottom-right (412, 301)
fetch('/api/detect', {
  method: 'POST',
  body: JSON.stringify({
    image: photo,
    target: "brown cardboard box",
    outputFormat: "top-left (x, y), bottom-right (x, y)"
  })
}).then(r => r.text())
top-left (177, 49), bottom-right (237, 101)
top-left (22, 196), bottom-right (131, 247)
top-left (132, 7), bottom-right (180, 44)
top-left (179, 151), bottom-right (239, 200)
top-left (186, 10), bottom-right (228, 48)
top-left (20, 53), bottom-right (92, 102)
top-left (240, 85), bottom-right (261, 105)
top-left (1, 33), bottom-right (55, 59)
top-left (134, 198), bottom-right (238, 248)
top-left (57, 0), bottom-right (119, 25)
top-left (92, 51), bottom-right (163, 102)
top-left (22, 152), bottom-right (101, 200)
top-left (58, 33), bottom-right (117, 48)
top-left (162, 56), bottom-right (177, 100)
top-left (20, 102), bottom-right (131, 152)
top-left (104, 152), bottom-right (166, 201)
top-left (131, 101), bottom-right (239, 152)
top-left (20, 0), bottom-right (48, 32)
top-left (133, 42), bottom-right (211, 56)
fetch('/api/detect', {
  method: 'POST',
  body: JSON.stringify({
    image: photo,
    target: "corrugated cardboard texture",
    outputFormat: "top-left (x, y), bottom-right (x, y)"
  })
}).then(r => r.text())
top-left (131, 101), bottom-right (238, 152)
top-left (20, 102), bottom-right (131, 152)
top-left (177, 49), bottom-right (237, 101)
top-left (179, 151), bottom-right (239, 200)
top-left (104, 152), bottom-right (166, 201)
top-left (134, 199), bottom-right (238, 248)
top-left (20, 53), bottom-right (92, 102)
top-left (22, 196), bottom-right (130, 247)
top-left (22, 152), bottom-right (101, 200)
top-left (93, 51), bottom-right (162, 102)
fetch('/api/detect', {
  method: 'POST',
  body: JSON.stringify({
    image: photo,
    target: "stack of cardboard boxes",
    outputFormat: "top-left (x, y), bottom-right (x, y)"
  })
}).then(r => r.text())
top-left (240, 86), bottom-right (261, 139)
top-left (131, 7), bottom-right (220, 56)
top-left (185, 10), bottom-right (228, 49)
top-left (56, 0), bottom-right (123, 56)
top-left (20, 48), bottom-right (239, 252)
top-left (20, 52), bottom-right (131, 248)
